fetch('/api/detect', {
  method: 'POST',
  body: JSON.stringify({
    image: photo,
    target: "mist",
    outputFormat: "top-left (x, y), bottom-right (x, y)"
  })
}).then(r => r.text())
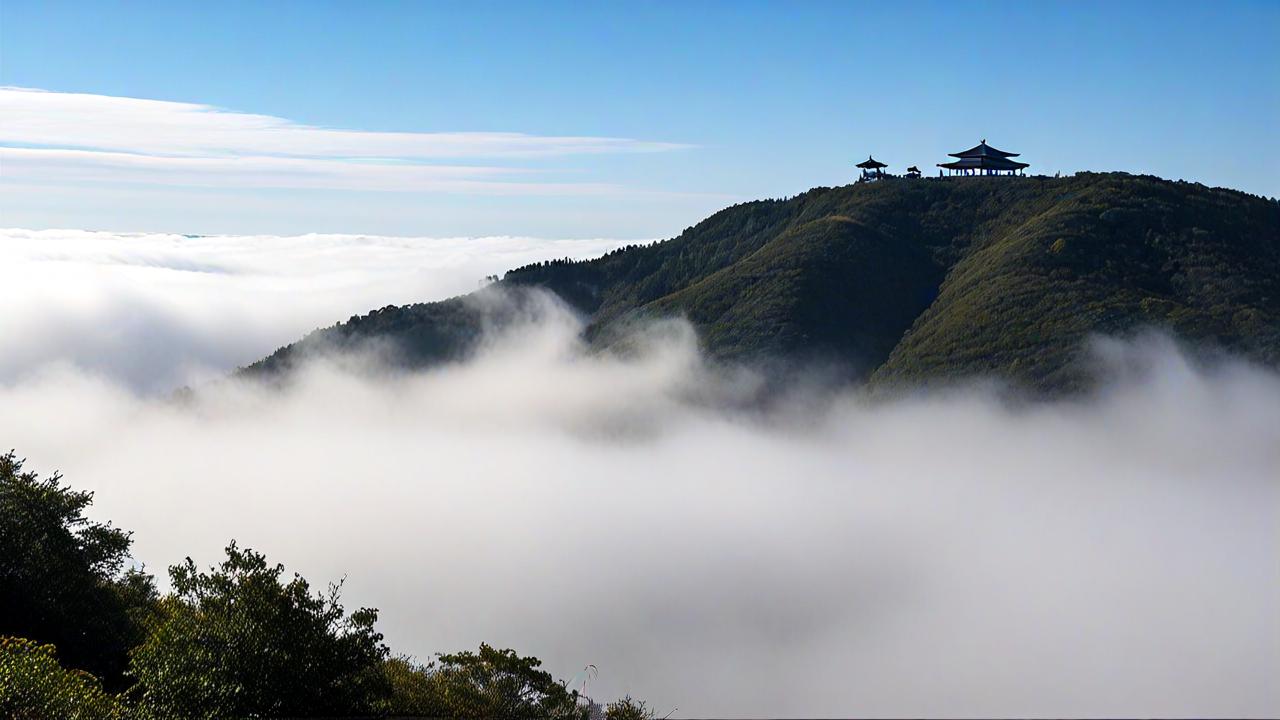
top-left (0, 227), bottom-right (629, 392)
top-left (2, 288), bottom-right (1277, 717)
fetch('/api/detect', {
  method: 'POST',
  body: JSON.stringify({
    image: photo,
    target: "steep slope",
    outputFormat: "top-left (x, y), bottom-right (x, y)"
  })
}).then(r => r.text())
top-left (632, 215), bottom-right (942, 373)
top-left (240, 173), bottom-right (1280, 394)
top-left (872, 175), bottom-right (1280, 391)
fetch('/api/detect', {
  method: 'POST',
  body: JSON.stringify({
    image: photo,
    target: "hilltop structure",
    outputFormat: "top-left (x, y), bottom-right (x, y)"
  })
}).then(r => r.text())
top-left (938, 140), bottom-right (1029, 176)
top-left (856, 156), bottom-right (888, 181)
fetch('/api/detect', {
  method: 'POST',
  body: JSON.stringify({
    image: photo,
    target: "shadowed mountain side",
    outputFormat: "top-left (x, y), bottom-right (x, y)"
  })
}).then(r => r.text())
top-left (602, 216), bottom-right (944, 375)
top-left (239, 173), bottom-right (1280, 394)
top-left (240, 289), bottom-right (557, 378)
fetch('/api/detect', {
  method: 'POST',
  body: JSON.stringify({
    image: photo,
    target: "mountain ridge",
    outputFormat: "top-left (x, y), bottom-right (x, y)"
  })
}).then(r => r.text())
top-left (241, 172), bottom-right (1280, 394)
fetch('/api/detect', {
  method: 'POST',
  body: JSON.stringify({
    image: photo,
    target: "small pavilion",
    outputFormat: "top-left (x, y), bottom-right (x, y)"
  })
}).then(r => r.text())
top-left (938, 140), bottom-right (1029, 176)
top-left (856, 156), bottom-right (888, 181)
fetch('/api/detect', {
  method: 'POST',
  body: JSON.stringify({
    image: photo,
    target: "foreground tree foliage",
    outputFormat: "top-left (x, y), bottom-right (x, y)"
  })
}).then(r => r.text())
top-left (377, 645), bottom-right (589, 718)
top-left (379, 655), bottom-right (444, 715)
top-left (4, 453), bottom-right (654, 718)
top-left (422, 643), bottom-right (586, 719)
top-left (128, 542), bottom-right (389, 719)
top-left (606, 695), bottom-right (659, 720)
top-left (0, 636), bottom-right (127, 720)
top-left (0, 451), bottom-right (157, 690)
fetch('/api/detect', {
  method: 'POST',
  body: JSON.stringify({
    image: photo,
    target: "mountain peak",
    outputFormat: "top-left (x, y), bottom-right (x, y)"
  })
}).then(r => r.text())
top-left (242, 173), bottom-right (1280, 395)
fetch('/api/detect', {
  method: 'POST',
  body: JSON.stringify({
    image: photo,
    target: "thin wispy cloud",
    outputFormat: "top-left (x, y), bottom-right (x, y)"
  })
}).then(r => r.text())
top-left (0, 147), bottom-right (623, 195)
top-left (0, 87), bottom-right (688, 158)
top-left (0, 87), bottom-right (691, 194)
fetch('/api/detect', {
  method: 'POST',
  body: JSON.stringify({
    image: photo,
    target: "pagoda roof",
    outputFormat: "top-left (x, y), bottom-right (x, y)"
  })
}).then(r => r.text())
top-left (856, 156), bottom-right (888, 169)
top-left (949, 139), bottom-right (1020, 159)
top-left (938, 155), bottom-right (1029, 170)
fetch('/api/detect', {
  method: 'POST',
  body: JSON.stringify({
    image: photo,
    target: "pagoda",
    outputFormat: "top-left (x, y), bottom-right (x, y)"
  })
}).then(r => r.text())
top-left (938, 139), bottom-right (1029, 176)
top-left (856, 155), bottom-right (888, 181)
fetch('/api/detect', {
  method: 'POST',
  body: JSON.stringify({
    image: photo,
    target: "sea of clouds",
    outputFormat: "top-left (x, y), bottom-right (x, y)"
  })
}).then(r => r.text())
top-left (0, 227), bottom-right (629, 391)
top-left (1, 229), bottom-right (1278, 716)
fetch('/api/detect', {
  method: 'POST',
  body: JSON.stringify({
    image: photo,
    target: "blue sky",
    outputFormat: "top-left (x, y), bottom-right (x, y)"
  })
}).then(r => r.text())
top-left (1, 0), bottom-right (1277, 238)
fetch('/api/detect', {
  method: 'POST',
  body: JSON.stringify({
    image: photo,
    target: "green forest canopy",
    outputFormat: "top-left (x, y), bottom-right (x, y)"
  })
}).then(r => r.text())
top-left (0, 451), bottom-right (655, 719)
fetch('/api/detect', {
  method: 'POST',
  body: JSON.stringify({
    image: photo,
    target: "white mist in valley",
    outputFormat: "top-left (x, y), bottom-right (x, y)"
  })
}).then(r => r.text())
top-left (0, 227), bottom-right (630, 392)
top-left (2, 287), bottom-right (1277, 717)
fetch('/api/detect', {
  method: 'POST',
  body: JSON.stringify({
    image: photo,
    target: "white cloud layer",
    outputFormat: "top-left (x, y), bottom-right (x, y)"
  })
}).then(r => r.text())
top-left (1, 303), bottom-right (1276, 718)
top-left (0, 87), bottom-right (688, 194)
top-left (3, 226), bottom-right (1276, 715)
top-left (0, 227), bottom-right (630, 391)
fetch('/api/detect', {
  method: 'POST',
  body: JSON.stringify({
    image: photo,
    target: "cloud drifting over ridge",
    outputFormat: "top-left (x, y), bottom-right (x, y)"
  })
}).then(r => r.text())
top-left (0, 227), bottom-right (631, 391)
top-left (0, 87), bottom-right (690, 194)
top-left (1, 301), bottom-right (1277, 717)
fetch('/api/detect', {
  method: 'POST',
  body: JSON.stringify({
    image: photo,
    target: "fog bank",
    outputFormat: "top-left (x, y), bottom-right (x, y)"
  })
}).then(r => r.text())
top-left (2, 301), bottom-right (1277, 717)
top-left (0, 227), bottom-right (629, 392)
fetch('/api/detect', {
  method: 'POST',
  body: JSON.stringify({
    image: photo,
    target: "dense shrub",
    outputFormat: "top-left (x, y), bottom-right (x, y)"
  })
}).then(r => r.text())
top-left (128, 543), bottom-right (389, 719)
top-left (606, 695), bottom-right (658, 720)
top-left (422, 643), bottom-right (586, 720)
top-left (0, 451), bottom-right (157, 689)
top-left (0, 636), bottom-right (127, 720)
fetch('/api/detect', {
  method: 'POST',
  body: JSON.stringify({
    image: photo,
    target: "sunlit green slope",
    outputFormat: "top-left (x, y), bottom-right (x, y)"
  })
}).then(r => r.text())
top-left (242, 173), bottom-right (1280, 394)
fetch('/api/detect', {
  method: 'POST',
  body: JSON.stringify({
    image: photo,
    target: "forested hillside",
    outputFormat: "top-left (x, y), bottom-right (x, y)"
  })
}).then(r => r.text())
top-left (242, 173), bottom-right (1280, 394)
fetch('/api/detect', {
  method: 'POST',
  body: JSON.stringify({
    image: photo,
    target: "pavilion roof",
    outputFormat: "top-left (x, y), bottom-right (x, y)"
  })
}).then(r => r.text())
top-left (856, 156), bottom-right (888, 169)
top-left (948, 140), bottom-right (1020, 159)
top-left (938, 155), bottom-right (1029, 170)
